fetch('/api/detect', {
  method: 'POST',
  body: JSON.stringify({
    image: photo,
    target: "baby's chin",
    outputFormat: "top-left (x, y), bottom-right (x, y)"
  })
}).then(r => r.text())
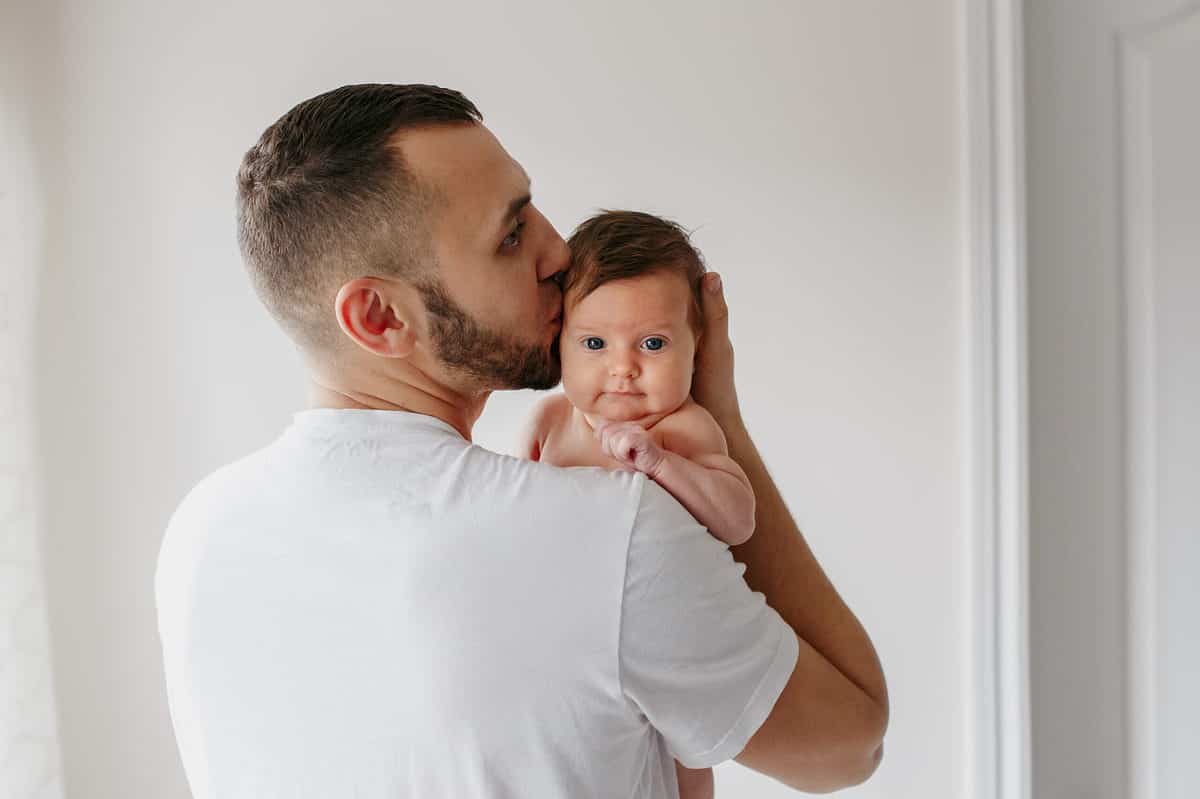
top-left (595, 406), bottom-right (648, 423)
top-left (588, 392), bottom-right (683, 422)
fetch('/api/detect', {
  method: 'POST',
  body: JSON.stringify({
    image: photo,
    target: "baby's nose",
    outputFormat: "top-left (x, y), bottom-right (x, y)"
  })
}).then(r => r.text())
top-left (609, 360), bottom-right (638, 378)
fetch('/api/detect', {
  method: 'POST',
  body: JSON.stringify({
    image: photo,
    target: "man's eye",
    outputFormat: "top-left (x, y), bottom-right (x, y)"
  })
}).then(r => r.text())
top-left (642, 337), bottom-right (666, 351)
top-left (584, 337), bottom-right (604, 350)
top-left (501, 222), bottom-right (525, 249)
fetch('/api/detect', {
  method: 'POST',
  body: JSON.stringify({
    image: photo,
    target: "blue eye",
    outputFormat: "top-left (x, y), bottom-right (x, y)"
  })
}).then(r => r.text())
top-left (584, 337), bottom-right (604, 350)
top-left (643, 337), bottom-right (666, 351)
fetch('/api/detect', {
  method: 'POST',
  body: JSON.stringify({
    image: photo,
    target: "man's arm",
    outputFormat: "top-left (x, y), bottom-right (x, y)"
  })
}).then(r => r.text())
top-left (721, 418), bottom-right (888, 714)
top-left (690, 273), bottom-right (889, 773)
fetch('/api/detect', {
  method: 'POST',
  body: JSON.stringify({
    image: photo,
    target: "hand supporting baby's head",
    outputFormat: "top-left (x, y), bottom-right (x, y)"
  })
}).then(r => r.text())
top-left (558, 210), bottom-right (708, 423)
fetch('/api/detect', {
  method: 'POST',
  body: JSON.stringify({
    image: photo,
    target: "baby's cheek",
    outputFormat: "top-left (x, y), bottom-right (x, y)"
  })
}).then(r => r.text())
top-left (663, 359), bottom-right (695, 403)
top-left (558, 359), bottom-right (594, 411)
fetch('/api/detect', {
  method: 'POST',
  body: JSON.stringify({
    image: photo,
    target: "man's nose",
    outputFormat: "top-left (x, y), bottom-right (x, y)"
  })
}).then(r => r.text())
top-left (538, 226), bottom-right (571, 284)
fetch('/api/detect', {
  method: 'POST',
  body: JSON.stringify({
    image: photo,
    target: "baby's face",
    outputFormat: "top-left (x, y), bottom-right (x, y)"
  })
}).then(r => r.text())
top-left (559, 271), bottom-right (698, 423)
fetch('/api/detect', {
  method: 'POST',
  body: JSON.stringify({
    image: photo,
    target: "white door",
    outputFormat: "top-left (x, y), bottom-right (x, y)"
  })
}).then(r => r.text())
top-left (1024, 2), bottom-right (1200, 798)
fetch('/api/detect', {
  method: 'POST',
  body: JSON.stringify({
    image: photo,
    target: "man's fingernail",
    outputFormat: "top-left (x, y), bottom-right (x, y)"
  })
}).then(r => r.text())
top-left (708, 274), bottom-right (722, 294)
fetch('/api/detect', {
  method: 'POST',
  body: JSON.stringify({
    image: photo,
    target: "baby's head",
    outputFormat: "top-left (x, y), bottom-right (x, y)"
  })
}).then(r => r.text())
top-left (559, 210), bottom-right (707, 423)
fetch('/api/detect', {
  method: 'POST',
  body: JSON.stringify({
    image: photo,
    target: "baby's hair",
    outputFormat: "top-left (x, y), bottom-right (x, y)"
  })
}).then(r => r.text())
top-left (564, 210), bottom-right (707, 334)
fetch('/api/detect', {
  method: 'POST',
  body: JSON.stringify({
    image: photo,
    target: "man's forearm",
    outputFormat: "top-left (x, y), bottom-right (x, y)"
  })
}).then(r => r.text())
top-left (721, 418), bottom-right (889, 715)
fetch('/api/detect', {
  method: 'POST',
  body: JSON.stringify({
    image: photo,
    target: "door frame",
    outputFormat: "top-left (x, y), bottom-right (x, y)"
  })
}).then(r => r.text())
top-left (1118, 7), bottom-right (1200, 798)
top-left (962, 1), bottom-right (1032, 798)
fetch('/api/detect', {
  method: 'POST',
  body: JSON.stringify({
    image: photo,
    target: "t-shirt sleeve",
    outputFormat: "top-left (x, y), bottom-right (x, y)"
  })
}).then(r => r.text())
top-left (619, 478), bottom-right (800, 769)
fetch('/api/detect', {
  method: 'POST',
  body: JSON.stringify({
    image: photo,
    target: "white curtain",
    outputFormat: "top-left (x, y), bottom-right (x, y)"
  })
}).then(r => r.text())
top-left (1, 20), bottom-right (67, 799)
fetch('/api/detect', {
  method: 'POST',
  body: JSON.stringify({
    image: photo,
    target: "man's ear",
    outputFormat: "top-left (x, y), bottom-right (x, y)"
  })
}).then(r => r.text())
top-left (333, 277), bottom-right (420, 358)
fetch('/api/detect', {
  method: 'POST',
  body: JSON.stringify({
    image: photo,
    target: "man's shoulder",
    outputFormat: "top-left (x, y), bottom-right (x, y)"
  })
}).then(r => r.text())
top-left (157, 443), bottom-right (281, 579)
top-left (471, 439), bottom-right (647, 507)
top-left (629, 475), bottom-right (712, 548)
top-left (155, 450), bottom-right (261, 607)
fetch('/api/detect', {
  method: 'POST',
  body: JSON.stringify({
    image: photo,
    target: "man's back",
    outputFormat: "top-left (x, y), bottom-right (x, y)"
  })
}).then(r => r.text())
top-left (155, 409), bottom-right (797, 798)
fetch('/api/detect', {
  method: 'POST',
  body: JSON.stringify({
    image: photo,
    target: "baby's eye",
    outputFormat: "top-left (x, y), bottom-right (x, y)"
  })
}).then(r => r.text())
top-left (642, 337), bottom-right (666, 351)
top-left (584, 337), bottom-right (605, 351)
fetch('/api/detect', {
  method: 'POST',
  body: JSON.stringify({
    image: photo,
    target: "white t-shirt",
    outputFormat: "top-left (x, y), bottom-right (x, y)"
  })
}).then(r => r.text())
top-left (155, 409), bottom-right (798, 798)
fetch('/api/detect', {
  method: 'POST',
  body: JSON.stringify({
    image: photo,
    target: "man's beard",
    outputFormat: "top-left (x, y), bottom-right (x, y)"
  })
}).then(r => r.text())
top-left (416, 279), bottom-right (561, 391)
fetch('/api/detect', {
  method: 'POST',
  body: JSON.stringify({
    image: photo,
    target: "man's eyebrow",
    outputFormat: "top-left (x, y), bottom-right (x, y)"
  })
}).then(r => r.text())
top-left (499, 191), bottom-right (532, 229)
top-left (497, 165), bottom-right (533, 228)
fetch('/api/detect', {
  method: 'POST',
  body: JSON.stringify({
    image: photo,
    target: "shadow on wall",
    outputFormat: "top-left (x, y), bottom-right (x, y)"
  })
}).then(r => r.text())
top-left (0, 3), bottom-right (67, 798)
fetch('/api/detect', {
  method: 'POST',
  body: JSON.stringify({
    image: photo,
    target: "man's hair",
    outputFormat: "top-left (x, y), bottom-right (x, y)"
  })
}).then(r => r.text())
top-left (236, 83), bottom-right (482, 350)
top-left (564, 210), bottom-right (707, 334)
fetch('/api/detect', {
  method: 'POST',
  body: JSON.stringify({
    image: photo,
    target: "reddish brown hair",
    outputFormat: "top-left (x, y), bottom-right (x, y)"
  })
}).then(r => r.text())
top-left (564, 210), bottom-right (707, 333)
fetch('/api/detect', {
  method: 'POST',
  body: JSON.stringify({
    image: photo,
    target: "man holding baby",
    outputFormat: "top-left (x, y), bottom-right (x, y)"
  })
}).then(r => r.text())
top-left (155, 83), bottom-right (888, 799)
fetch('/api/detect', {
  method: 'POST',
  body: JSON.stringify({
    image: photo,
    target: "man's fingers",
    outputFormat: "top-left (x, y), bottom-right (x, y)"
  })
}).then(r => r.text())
top-left (701, 273), bottom-right (729, 335)
top-left (692, 271), bottom-right (743, 428)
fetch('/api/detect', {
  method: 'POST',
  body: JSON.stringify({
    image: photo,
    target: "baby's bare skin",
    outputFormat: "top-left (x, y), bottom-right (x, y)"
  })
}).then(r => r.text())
top-left (522, 392), bottom-right (753, 544)
top-left (518, 271), bottom-right (755, 546)
top-left (525, 391), bottom-right (689, 470)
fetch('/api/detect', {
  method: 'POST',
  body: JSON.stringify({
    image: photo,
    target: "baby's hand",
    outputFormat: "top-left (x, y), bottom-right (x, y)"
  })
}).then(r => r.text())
top-left (594, 421), bottom-right (667, 477)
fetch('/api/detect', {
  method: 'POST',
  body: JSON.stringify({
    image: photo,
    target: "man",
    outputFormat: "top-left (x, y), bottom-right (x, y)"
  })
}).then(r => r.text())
top-left (155, 84), bottom-right (888, 798)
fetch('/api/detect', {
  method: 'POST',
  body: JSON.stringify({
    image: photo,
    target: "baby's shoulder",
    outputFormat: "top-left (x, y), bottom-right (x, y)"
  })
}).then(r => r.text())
top-left (657, 396), bottom-right (715, 429)
top-left (522, 391), bottom-right (573, 443)
top-left (655, 397), bottom-right (727, 458)
top-left (530, 391), bottom-right (572, 427)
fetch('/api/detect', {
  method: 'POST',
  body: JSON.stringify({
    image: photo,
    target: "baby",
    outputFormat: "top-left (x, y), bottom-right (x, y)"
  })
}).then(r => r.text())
top-left (517, 210), bottom-right (756, 799)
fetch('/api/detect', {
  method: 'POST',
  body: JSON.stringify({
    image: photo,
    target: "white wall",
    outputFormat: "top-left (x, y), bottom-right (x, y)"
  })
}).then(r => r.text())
top-left (29, 1), bottom-right (967, 797)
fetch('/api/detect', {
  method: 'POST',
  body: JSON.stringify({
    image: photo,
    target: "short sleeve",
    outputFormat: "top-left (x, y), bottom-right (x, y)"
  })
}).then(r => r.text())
top-left (619, 479), bottom-right (800, 769)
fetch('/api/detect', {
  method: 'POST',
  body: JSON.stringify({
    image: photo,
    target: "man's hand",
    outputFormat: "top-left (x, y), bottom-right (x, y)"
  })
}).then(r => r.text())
top-left (691, 273), bottom-right (744, 432)
top-left (594, 421), bottom-right (667, 478)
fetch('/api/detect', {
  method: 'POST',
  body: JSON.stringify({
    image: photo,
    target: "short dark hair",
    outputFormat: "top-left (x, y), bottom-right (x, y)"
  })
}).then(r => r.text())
top-left (236, 83), bottom-right (482, 350)
top-left (564, 210), bottom-right (707, 333)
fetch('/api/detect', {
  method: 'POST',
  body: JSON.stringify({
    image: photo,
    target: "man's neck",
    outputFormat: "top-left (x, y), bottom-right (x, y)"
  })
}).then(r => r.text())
top-left (307, 375), bottom-right (489, 443)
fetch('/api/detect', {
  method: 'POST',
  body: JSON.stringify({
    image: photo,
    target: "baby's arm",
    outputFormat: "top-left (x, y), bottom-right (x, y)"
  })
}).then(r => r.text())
top-left (515, 393), bottom-right (564, 461)
top-left (596, 403), bottom-right (755, 546)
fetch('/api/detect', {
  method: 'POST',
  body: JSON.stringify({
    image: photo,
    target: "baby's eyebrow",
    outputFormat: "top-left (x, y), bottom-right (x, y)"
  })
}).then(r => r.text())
top-left (570, 322), bottom-right (677, 333)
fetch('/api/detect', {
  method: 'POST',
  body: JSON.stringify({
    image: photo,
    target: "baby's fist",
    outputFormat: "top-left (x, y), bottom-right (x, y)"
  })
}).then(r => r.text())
top-left (594, 421), bottom-right (667, 477)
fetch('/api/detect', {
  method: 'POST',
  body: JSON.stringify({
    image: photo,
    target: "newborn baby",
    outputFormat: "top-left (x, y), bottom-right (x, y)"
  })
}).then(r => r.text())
top-left (518, 210), bottom-right (756, 799)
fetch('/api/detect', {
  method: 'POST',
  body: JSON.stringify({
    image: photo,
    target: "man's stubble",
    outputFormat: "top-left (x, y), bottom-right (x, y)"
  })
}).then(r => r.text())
top-left (415, 279), bottom-right (561, 392)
